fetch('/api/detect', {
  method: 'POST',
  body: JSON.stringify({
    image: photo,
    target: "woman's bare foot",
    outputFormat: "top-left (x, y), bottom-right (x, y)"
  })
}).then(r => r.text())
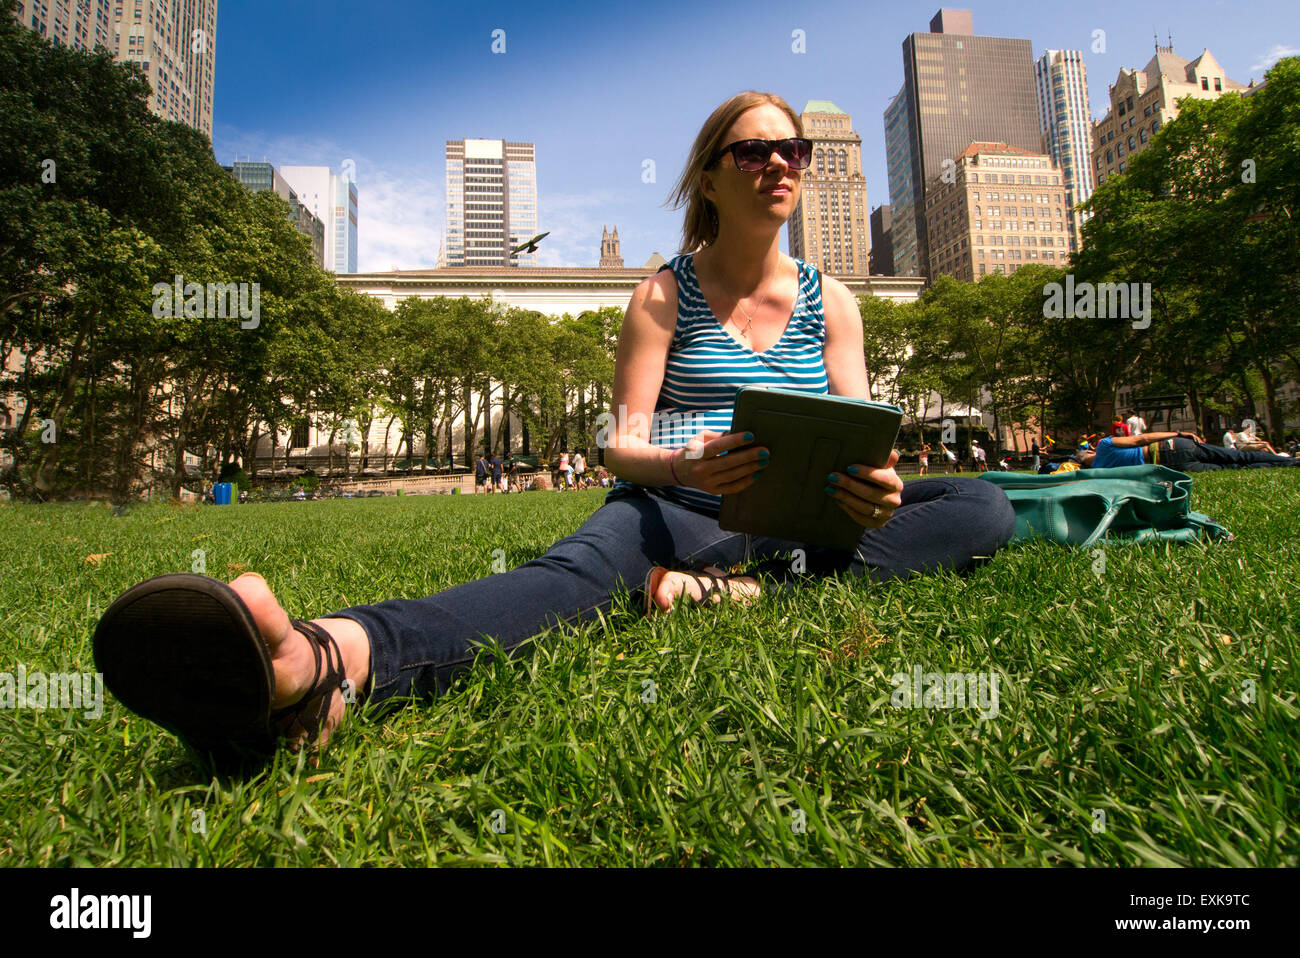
top-left (227, 573), bottom-right (372, 750)
top-left (649, 565), bottom-right (763, 613)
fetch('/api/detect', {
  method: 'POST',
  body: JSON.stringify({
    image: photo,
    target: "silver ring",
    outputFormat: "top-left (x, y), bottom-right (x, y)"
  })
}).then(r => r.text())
top-left (870, 504), bottom-right (882, 519)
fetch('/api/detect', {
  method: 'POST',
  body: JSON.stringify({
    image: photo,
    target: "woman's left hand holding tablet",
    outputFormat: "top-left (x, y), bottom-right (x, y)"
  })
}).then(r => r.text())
top-left (825, 449), bottom-right (903, 529)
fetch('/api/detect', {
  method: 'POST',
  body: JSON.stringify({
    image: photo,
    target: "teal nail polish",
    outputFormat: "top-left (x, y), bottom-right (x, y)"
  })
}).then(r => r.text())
top-left (824, 485), bottom-right (836, 495)
top-left (826, 473), bottom-right (839, 483)
top-left (847, 465), bottom-right (859, 475)
top-left (758, 450), bottom-right (771, 459)
top-left (744, 432), bottom-right (754, 441)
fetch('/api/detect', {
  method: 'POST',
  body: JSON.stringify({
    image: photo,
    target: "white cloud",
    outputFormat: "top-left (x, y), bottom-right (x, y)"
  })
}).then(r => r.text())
top-left (533, 189), bottom-right (624, 268)
top-left (358, 168), bottom-right (442, 272)
top-left (1249, 45), bottom-right (1300, 74)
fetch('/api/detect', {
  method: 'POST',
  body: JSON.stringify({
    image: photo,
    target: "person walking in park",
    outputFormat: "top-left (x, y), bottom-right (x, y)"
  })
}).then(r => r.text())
top-left (558, 450), bottom-right (571, 490)
top-left (92, 91), bottom-right (1017, 758)
top-left (971, 441), bottom-right (987, 473)
top-left (474, 453), bottom-right (489, 494)
top-left (573, 450), bottom-right (587, 489)
top-left (1031, 439), bottom-right (1041, 473)
top-left (490, 453), bottom-right (504, 494)
top-left (1125, 410), bottom-right (1146, 437)
top-left (1111, 415), bottom-right (1129, 437)
top-left (918, 442), bottom-right (930, 477)
top-left (1078, 430), bottom-right (1300, 472)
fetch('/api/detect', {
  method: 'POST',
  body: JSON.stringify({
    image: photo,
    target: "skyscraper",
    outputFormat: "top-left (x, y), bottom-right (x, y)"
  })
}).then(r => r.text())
top-left (885, 9), bottom-right (1041, 277)
top-left (12, 0), bottom-right (218, 138)
top-left (12, 0), bottom-right (112, 51)
top-left (869, 205), bottom-right (894, 276)
top-left (225, 162), bottom-right (326, 269)
top-left (1035, 49), bottom-right (1094, 252)
top-left (787, 100), bottom-right (869, 276)
top-left (883, 86), bottom-right (917, 276)
top-left (443, 139), bottom-right (539, 267)
top-left (281, 166), bottom-right (360, 274)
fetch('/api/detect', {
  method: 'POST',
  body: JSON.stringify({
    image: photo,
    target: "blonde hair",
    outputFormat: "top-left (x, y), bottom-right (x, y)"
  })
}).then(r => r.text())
top-left (667, 91), bottom-right (804, 254)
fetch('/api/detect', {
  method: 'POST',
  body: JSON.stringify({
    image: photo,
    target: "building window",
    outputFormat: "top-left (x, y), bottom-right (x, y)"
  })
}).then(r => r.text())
top-left (1201, 77), bottom-right (1209, 90)
top-left (1215, 78), bottom-right (1222, 91)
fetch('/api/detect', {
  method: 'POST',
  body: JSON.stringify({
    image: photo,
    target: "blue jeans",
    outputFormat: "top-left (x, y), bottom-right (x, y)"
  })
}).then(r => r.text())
top-left (328, 477), bottom-right (1016, 706)
top-left (1161, 438), bottom-right (1300, 472)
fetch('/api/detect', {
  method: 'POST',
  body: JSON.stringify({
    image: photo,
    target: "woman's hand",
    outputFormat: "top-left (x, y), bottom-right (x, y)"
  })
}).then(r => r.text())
top-left (674, 430), bottom-right (768, 494)
top-left (825, 450), bottom-right (904, 529)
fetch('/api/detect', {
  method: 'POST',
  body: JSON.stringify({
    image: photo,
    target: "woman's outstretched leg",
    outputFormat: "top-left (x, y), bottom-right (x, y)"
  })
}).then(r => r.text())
top-left (317, 488), bottom-right (752, 705)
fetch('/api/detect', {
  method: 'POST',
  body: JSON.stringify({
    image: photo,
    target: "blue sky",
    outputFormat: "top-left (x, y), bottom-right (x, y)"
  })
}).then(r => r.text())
top-left (211, 0), bottom-right (1298, 272)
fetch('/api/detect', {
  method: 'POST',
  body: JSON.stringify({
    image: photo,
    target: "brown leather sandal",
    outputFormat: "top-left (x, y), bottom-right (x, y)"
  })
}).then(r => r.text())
top-left (643, 563), bottom-right (757, 614)
top-left (93, 573), bottom-right (348, 759)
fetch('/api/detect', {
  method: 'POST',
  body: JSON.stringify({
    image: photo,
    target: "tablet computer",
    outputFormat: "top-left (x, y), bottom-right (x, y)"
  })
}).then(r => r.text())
top-left (717, 386), bottom-right (903, 550)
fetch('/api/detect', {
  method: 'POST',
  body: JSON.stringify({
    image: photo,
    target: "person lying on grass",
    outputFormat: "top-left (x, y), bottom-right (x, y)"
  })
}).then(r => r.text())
top-left (1077, 430), bottom-right (1300, 472)
top-left (93, 91), bottom-right (1017, 760)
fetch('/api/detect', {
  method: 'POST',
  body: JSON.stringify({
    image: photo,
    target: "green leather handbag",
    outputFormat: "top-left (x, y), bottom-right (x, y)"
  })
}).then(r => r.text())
top-left (980, 464), bottom-right (1233, 548)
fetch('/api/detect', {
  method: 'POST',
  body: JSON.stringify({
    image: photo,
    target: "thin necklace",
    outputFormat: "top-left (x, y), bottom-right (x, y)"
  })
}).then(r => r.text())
top-left (734, 288), bottom-right (767, 339)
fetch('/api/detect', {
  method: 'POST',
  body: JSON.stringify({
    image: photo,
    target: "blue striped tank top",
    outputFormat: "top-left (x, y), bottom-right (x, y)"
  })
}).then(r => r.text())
top-left (606, 252), bottom-right (830, 517)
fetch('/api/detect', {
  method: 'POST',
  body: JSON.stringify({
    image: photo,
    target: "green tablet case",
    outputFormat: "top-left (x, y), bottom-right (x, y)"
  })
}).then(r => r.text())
top-left (718, 386), bottom-right (903, 550)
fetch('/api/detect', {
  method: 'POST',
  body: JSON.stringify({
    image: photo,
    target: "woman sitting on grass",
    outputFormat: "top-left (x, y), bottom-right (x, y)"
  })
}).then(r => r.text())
top-left (93, 91), bottom-right (1017, 759)
top-left (1078, 430), bottom-right (1300, 472)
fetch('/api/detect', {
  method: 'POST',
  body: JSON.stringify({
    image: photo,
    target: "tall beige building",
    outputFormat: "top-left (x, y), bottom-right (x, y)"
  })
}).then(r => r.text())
top-left (787, 100), bottom-right (869, 276)
top-left (12, 0), bottom-right (218, 138)
top-left (13, 0), bottom-right (112, 50)
top-left (1092, 43), bottom-right (1246, 187)
top-left (924, 142), bottom-right (1069, 281)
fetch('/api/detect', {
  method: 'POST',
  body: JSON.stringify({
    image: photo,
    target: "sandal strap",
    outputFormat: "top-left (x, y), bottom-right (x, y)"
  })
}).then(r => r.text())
top-left (682, 568), bottom-right (728, 602)
top-left (270, 619), bottom-right (347, 741)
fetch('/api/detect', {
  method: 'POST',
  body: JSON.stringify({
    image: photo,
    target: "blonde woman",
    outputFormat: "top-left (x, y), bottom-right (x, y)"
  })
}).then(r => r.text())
top-left (93, 92), bottom-right (1016, 758)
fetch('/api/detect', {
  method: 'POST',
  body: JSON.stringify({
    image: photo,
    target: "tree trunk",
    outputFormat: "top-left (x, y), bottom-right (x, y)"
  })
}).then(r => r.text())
top-left (463, 381), bottom-right (472, 463)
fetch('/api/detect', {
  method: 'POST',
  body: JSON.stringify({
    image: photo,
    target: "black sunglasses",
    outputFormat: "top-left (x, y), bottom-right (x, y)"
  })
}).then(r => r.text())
top-left (708, 137), bottom-right (813, 172)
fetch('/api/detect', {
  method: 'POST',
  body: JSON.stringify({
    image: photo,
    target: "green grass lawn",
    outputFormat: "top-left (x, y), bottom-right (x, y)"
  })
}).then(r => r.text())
top-left (2, 472), bottom-right (1297, 866)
